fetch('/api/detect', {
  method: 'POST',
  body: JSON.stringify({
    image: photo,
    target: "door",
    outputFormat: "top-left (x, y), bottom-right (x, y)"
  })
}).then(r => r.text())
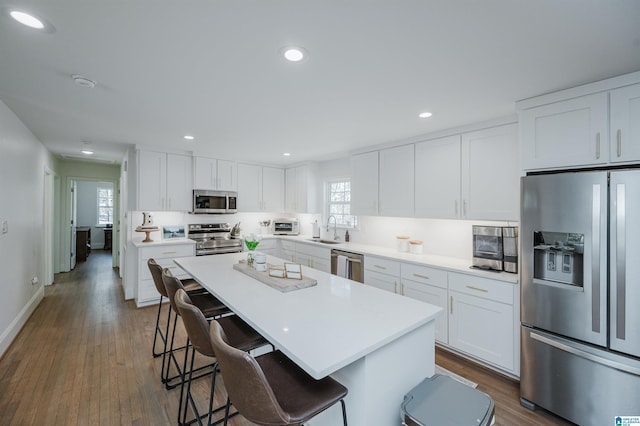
top-left (610, 83), bottom-right (640, 163)
top-left (610, 170), bottom-right (640, 357)
top-left (69, 180), bottom-right (77, 270)
top-left (521, 172), bottom-right (607, 346)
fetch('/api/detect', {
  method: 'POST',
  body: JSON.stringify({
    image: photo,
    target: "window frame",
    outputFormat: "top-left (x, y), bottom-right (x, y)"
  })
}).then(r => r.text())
top-left (325, 178), bottom-right (357, 229)
top-left (96, 186), bottom-right (114, 226)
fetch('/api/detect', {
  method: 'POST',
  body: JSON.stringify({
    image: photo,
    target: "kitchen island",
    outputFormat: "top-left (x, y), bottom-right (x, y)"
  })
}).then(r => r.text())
top-left (175, 252), bottom-right (442, 426)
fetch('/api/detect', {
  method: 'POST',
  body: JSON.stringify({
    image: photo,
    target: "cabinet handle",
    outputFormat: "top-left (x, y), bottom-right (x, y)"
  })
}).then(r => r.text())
top-left (595, 133), bottom-right (600, 159)
top-left (162, 251), bottom-right (177, 254)
top-left (394, 281), bottom-right (397, 293)
top-left (400, 283), bottom-right (404, 296)
top-left (617, 129), bottom-right (622, 157)
top-left (463, 200), bottom-right (467, 217)
top-left (373, 264), bottom-right (387, 270)
top-left (450, 295), bottom-right (453, 314)
top-left (466, 285), bottom-right (488, 293)
top-left (413, 273), bottom-right (430, 280)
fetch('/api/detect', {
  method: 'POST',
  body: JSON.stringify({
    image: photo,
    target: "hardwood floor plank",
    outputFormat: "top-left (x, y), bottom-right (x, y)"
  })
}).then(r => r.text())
top-left (0, 252), bottom-right (572, 425)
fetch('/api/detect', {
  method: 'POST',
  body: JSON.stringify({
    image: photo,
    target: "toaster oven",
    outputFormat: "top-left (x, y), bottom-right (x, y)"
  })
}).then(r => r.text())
top-left (273, 218), bottom-right (299, 235)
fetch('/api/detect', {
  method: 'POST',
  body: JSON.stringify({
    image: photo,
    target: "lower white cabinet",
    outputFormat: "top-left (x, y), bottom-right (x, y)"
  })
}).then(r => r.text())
top-left (135, 242), bottom-right (195, 307)
top-left (255, 238), bottom-right (280, 258)
top-left (364, 256), bottom-right (400, 293)
top-left (277, 240), bottom-right (331, 273)
top-left (447, 272), bottom-right (516, 372)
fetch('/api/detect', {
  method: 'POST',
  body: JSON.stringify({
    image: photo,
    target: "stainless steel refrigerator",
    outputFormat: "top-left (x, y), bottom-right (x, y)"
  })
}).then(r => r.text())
top-left (520, 170), bottom-right (640, 425)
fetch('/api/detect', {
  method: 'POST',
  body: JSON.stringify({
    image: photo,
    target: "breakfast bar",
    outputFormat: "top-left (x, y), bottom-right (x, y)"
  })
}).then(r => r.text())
top-left (175, 252), bottom-right (442, 426)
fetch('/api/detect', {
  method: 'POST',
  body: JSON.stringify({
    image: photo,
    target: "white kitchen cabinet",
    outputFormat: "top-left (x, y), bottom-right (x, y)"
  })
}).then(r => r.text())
top-left (461, 124), bottom-right (519, 220)
top-left (401, 264), bottom-right (448, 344)
top-left (295, 242), bottom-right (331, 273)
top-left (364, 256), bottom-right (400, 293)
top-left (237, 164), bottom-right (284, 212)
top-left (447, 272), bottom-right (515, 372)
top-left (285, 164), bottom-right (319, 214)
top-left (519, 92), bottom-right (609, 170)
top-left (135, 242), bottom-right (195, 307)
top-left (351, 151), bottom-right (379, 216)
top-left (193, 156), bottom-right (237, 191)
top-left (379, 145), bottom-right (414, 217)
top-left (137, 150), bottom-right (192, 211)
top-left (414, 124), bottom-right (518, 221)
top-left (415, 135), bottom-right (461, 219)
top-left (255, 238), bottom-right (280, 258)
top-left (610, 83), bottom-right (640, 163)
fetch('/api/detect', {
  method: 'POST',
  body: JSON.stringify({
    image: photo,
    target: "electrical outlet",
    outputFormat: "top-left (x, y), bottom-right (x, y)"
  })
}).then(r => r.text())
top-left (1, 220), bottom-right (7, 234)
top-left (31, 276), bottom-right (39, 285)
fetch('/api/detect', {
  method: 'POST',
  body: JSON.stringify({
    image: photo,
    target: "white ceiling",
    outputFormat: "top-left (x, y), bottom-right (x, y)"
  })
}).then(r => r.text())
top-left (1, 1), bottom-right (639, 166)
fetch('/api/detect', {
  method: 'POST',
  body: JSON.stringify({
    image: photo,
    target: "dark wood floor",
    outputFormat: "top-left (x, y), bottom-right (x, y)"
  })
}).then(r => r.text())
top-left (0, 251), bottom-right (572, 425)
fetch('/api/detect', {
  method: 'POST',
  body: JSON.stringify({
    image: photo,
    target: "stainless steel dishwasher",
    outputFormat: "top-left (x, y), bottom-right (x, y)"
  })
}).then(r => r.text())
top-left (330, 249), bottom-right (364, 282)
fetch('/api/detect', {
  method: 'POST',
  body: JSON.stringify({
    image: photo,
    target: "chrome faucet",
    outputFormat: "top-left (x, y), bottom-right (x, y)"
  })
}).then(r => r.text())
top-left (326, 215), bottom-right (338, 240)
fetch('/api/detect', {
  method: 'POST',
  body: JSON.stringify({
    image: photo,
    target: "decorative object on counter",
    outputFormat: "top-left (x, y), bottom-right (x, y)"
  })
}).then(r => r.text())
top-left (230, 222), bottom-right (241, 238)
top-left (233, 261), bottom-right (316, 292)
top-left (244, 234), bottom-right (260, 266)
top-left (135, 211), bottom-right (159, 242)
top-left (345, 230), bottom-right (350, 242)
top-left (312, 220), bottom-right (321, 238)
top-left (253, 252), bottom-right (267, 271)
top-left (258, 219), bottom-right (271, 235)
top-left (135, 226), bottom-right (159, 242)
top-left (397, 235), bottom-right (410, 252)
top-left (409, 240), bottom-right (423, 254)
top-left (284, 262), bottom-right (302, 280)
top-left (162, 225), bottom-right (185, 239)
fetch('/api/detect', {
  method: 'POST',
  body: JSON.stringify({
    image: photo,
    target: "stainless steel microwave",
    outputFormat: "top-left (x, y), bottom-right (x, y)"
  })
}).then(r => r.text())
top-left (192, 190), bottom-right (237, 214)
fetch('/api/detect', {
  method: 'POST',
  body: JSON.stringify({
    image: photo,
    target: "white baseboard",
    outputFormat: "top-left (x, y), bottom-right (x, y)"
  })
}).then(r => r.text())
top-left (0, 286), bottom-right (44, 358)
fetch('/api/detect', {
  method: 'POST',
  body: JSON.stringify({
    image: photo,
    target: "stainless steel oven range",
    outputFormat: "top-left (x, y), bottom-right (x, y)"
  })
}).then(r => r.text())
top-left (188, 223), bottom-right (242, 256)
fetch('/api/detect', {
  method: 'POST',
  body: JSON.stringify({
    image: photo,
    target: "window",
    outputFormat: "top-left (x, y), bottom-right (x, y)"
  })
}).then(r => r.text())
top-left (97, 187), bottom-right (113, 225)
top-left (327, 179), bottom-right (356, 228)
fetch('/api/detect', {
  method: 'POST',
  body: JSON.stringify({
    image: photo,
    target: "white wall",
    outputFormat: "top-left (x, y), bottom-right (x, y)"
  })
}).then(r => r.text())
top-left (76, 180), bottom-right (114, 249)
top-left (0, 100), bottom-right (57, 357)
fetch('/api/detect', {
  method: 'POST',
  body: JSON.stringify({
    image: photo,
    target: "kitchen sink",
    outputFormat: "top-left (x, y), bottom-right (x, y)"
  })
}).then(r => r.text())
top-left (306, 239), bottom-right (342, 245)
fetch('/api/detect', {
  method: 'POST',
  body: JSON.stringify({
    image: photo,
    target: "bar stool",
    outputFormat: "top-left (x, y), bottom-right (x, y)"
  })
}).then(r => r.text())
top-left (209, 320), bottom-right (349, 426)
top-left (148, 259), bottom-right (204, 358)
top-left (162, 268), bottom-right (231, 390)
top-left (174, 288), bottom-right (269, 426)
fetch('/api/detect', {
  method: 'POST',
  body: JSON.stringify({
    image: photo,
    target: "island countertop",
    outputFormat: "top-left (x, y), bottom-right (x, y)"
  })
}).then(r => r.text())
top-left (175, 252), bottom-right (442, 380)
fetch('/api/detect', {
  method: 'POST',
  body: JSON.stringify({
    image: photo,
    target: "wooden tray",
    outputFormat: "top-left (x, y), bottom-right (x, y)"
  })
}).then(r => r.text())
top-left (233, 262), bottom-right (317, 293)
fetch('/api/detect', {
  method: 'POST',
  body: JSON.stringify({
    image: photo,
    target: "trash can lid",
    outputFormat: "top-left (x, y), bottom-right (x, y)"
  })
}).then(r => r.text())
top-left (401, 374), bottom-right (494, 426)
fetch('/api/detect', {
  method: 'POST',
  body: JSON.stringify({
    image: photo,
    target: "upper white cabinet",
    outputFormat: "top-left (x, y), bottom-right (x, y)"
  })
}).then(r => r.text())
top-left (137, 150), bottom-right (192, 211)
top-left (520, 93), bottom-right (608, 170)
top-left (519, 73), bottom-right (640, 171)
top-left (237, 163), bottom-right (284, 212)
top-left (461, 124), bottom-right (519, 220)
top-left (193, 156), bottom-right (237, 191)
top-left (352, 145), bottom-right (414, 217)
top-left (415, 124), bottom-right (518, 221)
top-left (415, 135), bottom-right (461, 219)
top-left (285, 164), bottom-right (319, 214)
top-left (379, 145), bottom-right (414, 217)
top-left (351, 151), bottom-right (379, 216)
top-left (610, 83), bottom-right (640, 163)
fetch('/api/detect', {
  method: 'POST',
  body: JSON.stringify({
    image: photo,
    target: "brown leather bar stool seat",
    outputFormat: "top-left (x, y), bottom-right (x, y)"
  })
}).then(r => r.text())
top-left (148, 258), bottom-right (205, 359)
top-left (162, 268), bottom-right (231, 390)
top-left (174, 288), bottom-right (269, 426)
top-left (209, 320), bottom-right (348, 426)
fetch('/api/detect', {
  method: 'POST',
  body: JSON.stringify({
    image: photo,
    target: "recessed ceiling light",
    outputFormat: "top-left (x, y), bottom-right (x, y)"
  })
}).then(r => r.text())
top-left (81, 150), bottom-right (94, 155)
top-left (418, 112), bottom-right (433, 118)
top-left (184, 135), bottom-right (195, 140)
top-left (72, 74), bottom-right (96, 88)
top-left (283, 152), bottom-right (291, 157)
top-left (282, 47), bottom-right (306, 62)
top-left (9, 10), bottom-right (44, 29)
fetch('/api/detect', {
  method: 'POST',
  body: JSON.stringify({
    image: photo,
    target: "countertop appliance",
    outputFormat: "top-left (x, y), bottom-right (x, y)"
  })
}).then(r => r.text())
top-left (471, 225), bottom-right (518, 273)
top-left (330, 249), bottom-right (364, 283)
top-left (188, 223), bottom-right (242, 255)
top-left (192, 189), bottom-right (237, 214)
top-left (520, 170), bottom-right (640, 425)
top-left (272, 218), bottom-right (299, 235)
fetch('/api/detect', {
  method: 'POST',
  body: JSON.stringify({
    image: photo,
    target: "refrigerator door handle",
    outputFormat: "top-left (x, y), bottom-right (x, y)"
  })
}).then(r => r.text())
top-left (591, 184), bottom-right (601, 333)
top-left (615, 183), bottom-right (626, 339)
top-left (530, 331), bottom-right (640, 376)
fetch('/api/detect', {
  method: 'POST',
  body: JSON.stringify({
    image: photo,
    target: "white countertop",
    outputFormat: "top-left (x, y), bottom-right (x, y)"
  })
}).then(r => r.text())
top-left (263, 234), bottom-right (519, 284)
top-left (175, 252), bottom-right (442, 379)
